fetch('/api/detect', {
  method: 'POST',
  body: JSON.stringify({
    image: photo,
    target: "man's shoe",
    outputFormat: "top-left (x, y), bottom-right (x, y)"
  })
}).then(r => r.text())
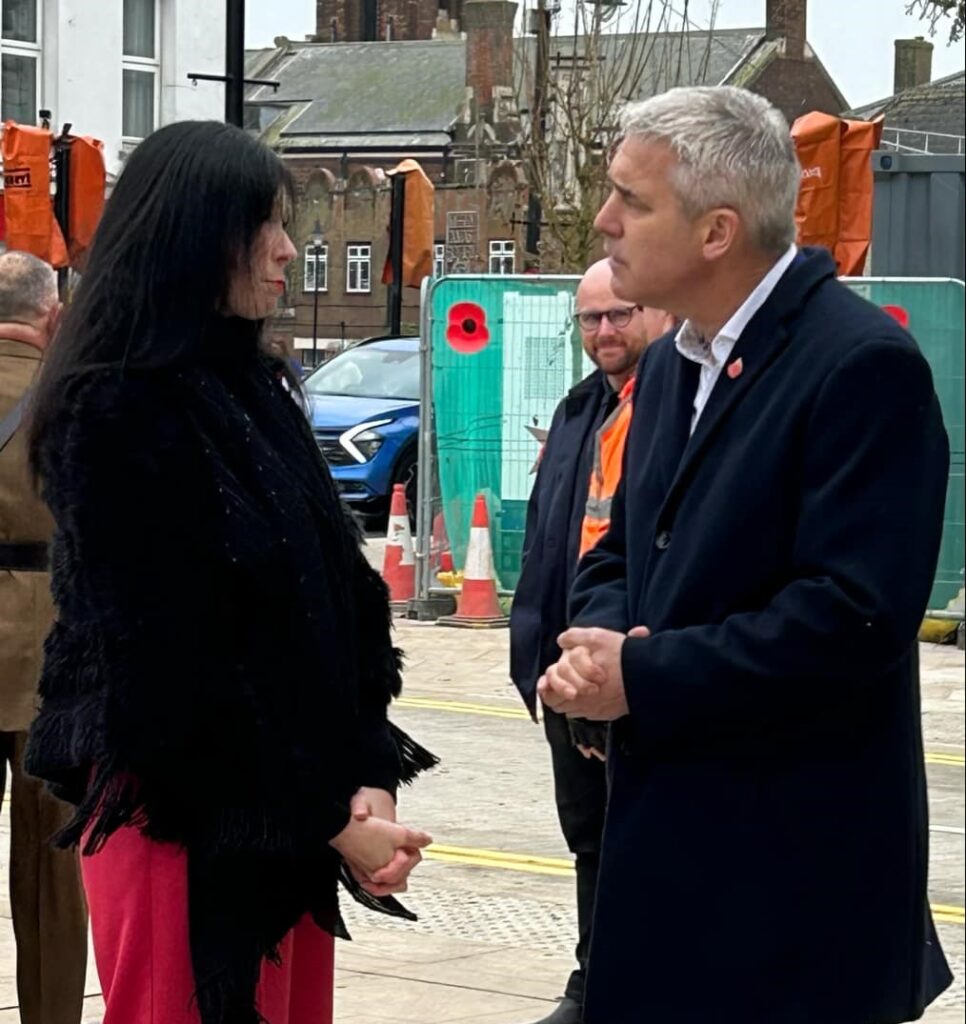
top-left (526, 995), bottom-right (582, 1024)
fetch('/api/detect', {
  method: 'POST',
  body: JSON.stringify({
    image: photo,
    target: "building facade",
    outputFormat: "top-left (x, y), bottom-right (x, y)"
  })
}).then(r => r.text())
top-left (1, 0), bottom-right (224, 178)
top-left (250, 0), bottom-right (850, 355)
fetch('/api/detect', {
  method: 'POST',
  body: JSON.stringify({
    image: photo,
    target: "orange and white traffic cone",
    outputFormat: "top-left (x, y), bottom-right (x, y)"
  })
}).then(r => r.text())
top-left (438, 493), bottom-right (509, 629)
top-left (382, 483), bottom-right (415, 612)
top-left (431, 510), bottom-right (458, 584)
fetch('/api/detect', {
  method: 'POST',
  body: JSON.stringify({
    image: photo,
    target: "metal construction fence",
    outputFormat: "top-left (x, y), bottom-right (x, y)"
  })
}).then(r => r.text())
top-left (414, 275), bottom-right (587, 603)
top-left (840, 278), bottom-right (964, 614)
top-left (415, 275), bottom-right (965, 617)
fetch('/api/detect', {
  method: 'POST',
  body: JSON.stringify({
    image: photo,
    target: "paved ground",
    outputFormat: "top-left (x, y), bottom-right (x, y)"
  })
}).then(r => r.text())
top-left (0, 535), bottom-right (961, 1022)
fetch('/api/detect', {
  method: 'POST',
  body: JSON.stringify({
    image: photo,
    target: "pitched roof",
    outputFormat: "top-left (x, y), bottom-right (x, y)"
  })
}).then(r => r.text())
top-left (845, 71), bottom-right (965, 153)
top-left (531, 27), bottom-right (767, 98)
top-left (248, 39), bottom-right (466, 150)
top-left (246, 27), bottom-right (846, 151)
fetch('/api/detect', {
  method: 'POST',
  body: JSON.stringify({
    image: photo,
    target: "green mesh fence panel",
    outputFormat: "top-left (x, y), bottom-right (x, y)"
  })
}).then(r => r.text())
top-left (844, 279), bottom-right (965, 611)
top-left (431, 276), bottom-right (964, 609)
top-left (429, 276), bottom-right (587, 590)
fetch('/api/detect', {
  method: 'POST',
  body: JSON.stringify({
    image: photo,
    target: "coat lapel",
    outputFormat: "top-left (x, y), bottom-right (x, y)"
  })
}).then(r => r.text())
top-left (658, 350), bottom-right (700, 494)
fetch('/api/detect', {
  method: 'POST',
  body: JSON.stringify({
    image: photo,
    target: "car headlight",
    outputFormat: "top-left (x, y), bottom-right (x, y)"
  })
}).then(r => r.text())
top-left (339, 418), bottom-right (393, 464)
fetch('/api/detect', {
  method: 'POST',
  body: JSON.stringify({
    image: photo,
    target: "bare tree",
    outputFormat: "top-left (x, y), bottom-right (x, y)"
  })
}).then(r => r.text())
top-left (515, 0), bottom-right (720, 272)
top-left (907, 0), bottom-right (965, 42)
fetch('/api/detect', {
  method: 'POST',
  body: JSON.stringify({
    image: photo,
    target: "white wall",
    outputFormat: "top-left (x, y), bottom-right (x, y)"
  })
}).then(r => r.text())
top-left (161, 0), bottom-right (225, 127)
top-left (37, 0), bottom-right (224, 177)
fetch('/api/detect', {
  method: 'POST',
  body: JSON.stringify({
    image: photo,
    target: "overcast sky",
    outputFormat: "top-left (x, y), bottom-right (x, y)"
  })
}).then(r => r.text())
top-left (245, 0), bottom-right (966, 108)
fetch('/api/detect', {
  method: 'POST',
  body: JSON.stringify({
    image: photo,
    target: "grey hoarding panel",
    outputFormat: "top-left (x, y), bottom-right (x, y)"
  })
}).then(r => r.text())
top-left (870, 152), bottom-right (966, 280)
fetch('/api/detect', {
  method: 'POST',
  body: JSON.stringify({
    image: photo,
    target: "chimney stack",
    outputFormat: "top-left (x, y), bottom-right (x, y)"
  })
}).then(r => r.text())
top-left (463, 1), bottom-right (517, 116)
top-left (894, 37), bottom-right (934, 92)
top-left (765, 0), bottom-right (806, 61)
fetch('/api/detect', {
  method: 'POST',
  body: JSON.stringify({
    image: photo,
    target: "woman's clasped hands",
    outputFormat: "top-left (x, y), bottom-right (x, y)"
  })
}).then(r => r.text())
top-left (329, 787), bottom-right (432, 897)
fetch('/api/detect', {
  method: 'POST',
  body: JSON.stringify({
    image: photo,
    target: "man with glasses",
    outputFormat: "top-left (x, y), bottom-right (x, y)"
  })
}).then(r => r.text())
top-left (510, 259), bottom-right (674, 1024)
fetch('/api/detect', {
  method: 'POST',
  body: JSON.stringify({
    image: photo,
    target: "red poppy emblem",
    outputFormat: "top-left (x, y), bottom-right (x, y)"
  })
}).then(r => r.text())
top-left (445, 302), bottom-right (490, 355)
top-left (881, 304), bottom-right (910, 329)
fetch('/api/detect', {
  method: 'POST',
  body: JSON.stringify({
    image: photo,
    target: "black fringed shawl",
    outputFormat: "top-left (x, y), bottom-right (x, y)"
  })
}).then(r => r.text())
top-left (25, 321), bottom-right (437, 1023)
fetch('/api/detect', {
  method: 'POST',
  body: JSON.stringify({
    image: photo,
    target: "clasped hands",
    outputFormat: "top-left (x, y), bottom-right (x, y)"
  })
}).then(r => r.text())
top-left (330, 787), bottom-right (431, 898)
top-left (537, 625), bottom-right (650, 721)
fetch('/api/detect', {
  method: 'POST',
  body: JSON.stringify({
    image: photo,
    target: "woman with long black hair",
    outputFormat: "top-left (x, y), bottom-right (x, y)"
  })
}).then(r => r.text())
top-left (25, 120), bottom-right (436, 1024)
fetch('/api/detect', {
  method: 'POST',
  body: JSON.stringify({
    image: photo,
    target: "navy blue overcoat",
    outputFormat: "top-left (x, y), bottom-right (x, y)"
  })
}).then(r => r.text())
top-left (570, 248), bottom-right (953, 1024)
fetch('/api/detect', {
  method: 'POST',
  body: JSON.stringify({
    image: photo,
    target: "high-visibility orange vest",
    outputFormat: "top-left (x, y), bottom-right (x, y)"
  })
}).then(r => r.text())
top-left (579, 376), bottom-right (634, 559)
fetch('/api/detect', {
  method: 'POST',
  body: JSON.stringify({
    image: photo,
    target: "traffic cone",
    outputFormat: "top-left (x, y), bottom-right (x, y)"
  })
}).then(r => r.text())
top-left (432, 511), bottom-right (455, 575)
top-left (382, 483), bottom-right (415, 611)
top-left (438, 493), bottom-right (509, 629)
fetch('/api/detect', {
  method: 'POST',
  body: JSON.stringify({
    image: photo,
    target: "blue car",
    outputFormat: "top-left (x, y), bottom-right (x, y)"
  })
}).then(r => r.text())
top-left (304, 336), bottom-right (420, 517)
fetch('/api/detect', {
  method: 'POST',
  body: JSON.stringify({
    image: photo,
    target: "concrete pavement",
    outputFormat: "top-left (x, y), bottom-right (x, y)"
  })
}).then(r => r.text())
top-left (0, 549), bottom-right (961, 1022)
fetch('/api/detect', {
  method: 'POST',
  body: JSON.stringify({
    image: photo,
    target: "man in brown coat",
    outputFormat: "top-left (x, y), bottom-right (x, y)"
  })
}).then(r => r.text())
top-left (0, 251), bottom-right (88, 1024)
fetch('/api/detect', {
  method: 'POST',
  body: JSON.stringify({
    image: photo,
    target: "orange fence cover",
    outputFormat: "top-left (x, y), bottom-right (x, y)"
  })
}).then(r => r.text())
top-left (382, 158), bottom-right (435, 288)
top-left (835, 117), bottom-right (884, 276)
top-left (791, 112), bottom-right (883, 276)
top-left (67, 135), bottom-right (106, 270)
top-left (2, 121), bottom-right (67, 267)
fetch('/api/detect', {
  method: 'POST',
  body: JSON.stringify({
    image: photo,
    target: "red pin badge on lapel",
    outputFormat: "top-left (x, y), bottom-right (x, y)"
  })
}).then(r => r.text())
top-left (727, 357), bottom-right (744, 380)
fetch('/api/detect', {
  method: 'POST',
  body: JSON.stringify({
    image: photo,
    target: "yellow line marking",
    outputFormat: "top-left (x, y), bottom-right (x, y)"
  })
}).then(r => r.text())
top-left (395, 696), bottom-right (529, 720)
top-left (425, 844), bottom-right (965, 924)
top-left (429, 844), bottom-right (573, 870)
top-left (933, 906), bottom-right (966, 925)
top-left (926, 752), bottom-right (965, 767)
top-left (396, 697), bottom-right (965, 770)
top-left (425, 844), bottom-right (575, 877)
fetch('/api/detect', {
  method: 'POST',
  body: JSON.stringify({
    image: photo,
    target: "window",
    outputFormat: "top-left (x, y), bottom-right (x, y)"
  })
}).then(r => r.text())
top-left (1, 0), bottom-right (40, 125)
top-left (122, 0), bottom-right (159, 140)
top-left (346, 244), bottom-right (372, 294)
top-left (362, 0), bottom-right (378, 41)
top-left (434, 242), bottom-right (446, 278)
top-left (303, 243), bottom-right (329, 292)
top-left (489, 240), bottom-right (516, 275)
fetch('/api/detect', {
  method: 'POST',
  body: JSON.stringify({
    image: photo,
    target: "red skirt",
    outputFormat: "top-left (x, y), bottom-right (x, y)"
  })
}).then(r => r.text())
top-left (82, 825), bottom-right (334, 1024)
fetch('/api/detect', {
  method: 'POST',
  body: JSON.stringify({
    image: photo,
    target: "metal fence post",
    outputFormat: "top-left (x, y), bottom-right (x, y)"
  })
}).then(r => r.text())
top-left (409, 276), bottom-right (447, 618)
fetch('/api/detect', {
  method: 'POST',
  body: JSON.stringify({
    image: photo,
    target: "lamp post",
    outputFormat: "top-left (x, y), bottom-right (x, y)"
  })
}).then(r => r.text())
top-left (311, 219), bottom-right (323, 368)
top-left (525, 0), bottom-right (625, 264)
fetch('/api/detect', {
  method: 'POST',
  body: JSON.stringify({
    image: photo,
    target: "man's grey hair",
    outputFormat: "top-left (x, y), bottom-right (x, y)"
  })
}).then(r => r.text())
top-left (620, 86), bottom-right (800, 254)
top-left (0, 250), bottom-right (58, 322)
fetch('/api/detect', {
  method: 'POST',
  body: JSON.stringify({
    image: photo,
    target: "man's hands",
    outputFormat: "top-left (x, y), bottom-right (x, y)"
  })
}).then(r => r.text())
top-left (538, 626), bottom-right (650, 721)
top-left (330, 787), bottom-right (432, 897)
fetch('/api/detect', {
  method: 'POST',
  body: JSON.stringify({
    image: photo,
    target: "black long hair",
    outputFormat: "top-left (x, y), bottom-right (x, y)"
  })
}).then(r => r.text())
top-left (29, 120), bottom-right (295, 473)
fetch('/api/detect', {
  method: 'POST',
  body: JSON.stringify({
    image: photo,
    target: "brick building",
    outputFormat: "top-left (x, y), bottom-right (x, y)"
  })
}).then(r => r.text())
top-left (246, 0), bottom-right (848, 358)
top-left (314, 0), bottom-right (463, 45)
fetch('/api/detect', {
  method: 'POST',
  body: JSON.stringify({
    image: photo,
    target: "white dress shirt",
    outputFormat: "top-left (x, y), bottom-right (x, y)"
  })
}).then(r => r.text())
top-left (675, 244), bottom-right (798, 433)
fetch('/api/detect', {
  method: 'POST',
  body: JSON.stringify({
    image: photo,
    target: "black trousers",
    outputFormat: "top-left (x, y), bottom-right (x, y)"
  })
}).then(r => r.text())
top-left (543, 707), bottom-right (608, 1006)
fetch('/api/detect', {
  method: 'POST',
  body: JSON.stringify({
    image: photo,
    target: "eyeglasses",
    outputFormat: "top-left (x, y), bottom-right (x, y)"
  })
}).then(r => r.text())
top-left (575, 305), bottom-right (641, 330)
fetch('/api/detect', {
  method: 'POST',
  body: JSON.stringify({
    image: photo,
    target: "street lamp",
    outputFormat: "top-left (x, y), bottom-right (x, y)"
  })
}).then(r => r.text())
top-left (525, 0), bottom-right (626, 262)
top-left (311, 219), bottom-right (323, 369)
